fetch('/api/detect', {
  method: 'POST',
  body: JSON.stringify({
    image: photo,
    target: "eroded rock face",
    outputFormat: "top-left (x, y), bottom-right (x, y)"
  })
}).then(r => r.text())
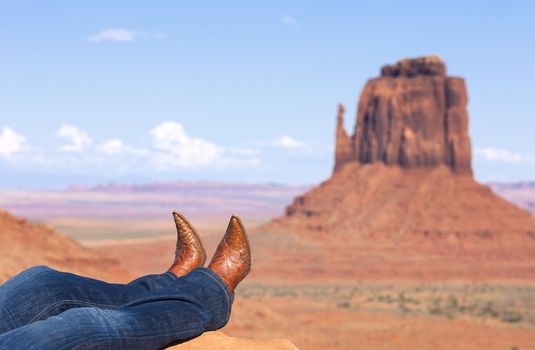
top-left (333, 103), bottom-right (354, 172)
top-left (380, 55), bottom-right (446, 77)
top-left (334, 56), bottom-right (472, 174)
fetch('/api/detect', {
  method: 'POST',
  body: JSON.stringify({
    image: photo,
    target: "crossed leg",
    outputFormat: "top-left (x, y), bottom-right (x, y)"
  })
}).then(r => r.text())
top-left (0, 265), bottom-right (178, 334)
top-left (0, 268), bottom-right (231, 350)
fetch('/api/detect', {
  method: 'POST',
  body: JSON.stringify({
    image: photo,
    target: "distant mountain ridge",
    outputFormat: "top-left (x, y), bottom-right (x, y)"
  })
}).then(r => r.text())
top-left (0, 181), bottom-right (311, 220)
top-left (68, 181), bottom-right (309, 194)
top-left (488, 182), bottom-right (535, 213)
top-left (0, 178), bottom-right (533, 225)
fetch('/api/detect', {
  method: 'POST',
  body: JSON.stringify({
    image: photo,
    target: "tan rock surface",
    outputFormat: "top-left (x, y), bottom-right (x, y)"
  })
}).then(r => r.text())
top-left (166, 331), bottom-right (299, 350)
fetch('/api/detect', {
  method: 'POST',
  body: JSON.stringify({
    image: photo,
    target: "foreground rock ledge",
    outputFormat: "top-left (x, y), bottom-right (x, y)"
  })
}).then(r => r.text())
top-left (166, 331), bottom-right (299, 350)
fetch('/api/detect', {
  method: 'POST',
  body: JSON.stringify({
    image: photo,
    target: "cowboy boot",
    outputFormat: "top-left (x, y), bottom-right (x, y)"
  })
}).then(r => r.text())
top-left (168, 211), bottom-right (207, 276)
top-left (208, 215), bottom-right (252, 293)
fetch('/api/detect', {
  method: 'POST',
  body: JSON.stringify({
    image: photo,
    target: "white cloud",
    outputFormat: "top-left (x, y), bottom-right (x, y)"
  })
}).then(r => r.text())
top-left (88, 29), bottom-right (164, 43)
top-left (475, 147), bottom-right (535, 164)
top-left (272, 135), bottom-right (307, 150)
top-left (150, 121), bottom-right (224, 168)
top-left (97, 139), bottom-right (123, 155)
top-left (2, 122), bottom-right (259, 177)
top-left (97, 138), bottom-right (149, 156)
top-left (57, 125), bottom-right (92, 152)
top-left (281, 15), bottom-right (299, 27)
top-left (149, 122), bottom-right (260, 169)
top-left (88, 29), bottom-right (138, 43)
top-left (0, 127), bottom-right (28, 157)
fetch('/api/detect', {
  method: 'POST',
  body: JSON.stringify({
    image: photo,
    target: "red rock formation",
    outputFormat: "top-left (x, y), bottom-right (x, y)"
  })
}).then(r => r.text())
top-left (0, 209), bottom-right (131, 283)
top-left (334, 56), bottom-right (472, 174)
top-left (254, 56), bottom-right (535, 283)
top-left (380, 56), bottom-right (446, 77)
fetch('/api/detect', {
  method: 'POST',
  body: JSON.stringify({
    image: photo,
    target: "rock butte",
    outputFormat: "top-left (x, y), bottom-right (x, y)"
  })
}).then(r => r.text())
top-left (334, 55), bottom-right (471, 174)
top-left (266, 56), bottom-right (535, 249)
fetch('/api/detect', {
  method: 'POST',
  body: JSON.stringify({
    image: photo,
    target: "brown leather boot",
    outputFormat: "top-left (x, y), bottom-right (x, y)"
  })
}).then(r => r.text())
top-left (208, 215), bottom-right (252, 293)
top-left (168, 211), bottom-right (207, 277)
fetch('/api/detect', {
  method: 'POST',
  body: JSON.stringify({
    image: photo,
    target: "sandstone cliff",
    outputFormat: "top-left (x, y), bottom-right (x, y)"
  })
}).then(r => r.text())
top-left (334, 56), bottom-right (472, 174)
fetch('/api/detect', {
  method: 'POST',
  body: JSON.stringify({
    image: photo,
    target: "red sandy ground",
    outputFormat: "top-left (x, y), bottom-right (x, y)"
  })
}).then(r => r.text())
top-left (229, 297), bottom-right (535, 350)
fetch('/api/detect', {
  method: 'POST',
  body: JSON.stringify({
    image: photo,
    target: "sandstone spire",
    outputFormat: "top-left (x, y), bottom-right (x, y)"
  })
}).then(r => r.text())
top-left (334, 103), bottom-right (353, 172)
top-left (334, 55), bottom-right (472, 174)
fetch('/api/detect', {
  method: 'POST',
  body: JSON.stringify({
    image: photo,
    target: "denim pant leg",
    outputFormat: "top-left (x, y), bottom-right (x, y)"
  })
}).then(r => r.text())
top-left (0, 268), bottom-right (232, 350)
top-left (0, 266), bottom-right (177, 334)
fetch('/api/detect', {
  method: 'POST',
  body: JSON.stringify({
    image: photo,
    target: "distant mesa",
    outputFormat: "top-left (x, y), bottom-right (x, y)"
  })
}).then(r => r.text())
top-left (335, 55), bottom-right (471, 174)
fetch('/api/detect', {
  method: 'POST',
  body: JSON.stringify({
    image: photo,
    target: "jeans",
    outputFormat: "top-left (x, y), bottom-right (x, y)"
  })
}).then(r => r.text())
top-left (0, 266), bottom-right (232, 349)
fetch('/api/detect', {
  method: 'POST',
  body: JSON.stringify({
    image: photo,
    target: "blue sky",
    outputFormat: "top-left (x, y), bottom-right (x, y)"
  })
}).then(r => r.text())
top-left (0, 1), bottom-right (534, 188)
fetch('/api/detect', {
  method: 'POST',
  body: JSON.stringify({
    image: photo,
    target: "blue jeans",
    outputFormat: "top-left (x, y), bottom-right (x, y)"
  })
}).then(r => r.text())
top-left (0, 266), bottom-right (232, 349)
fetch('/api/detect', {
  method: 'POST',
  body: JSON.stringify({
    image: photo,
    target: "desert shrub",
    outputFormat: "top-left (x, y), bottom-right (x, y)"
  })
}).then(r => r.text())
top-left (501, 312), bottom-right (522, 324)
top-left (338, 301), bottom-right (351, 309)
top-left (428, 299), bottom-right (443, 315)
